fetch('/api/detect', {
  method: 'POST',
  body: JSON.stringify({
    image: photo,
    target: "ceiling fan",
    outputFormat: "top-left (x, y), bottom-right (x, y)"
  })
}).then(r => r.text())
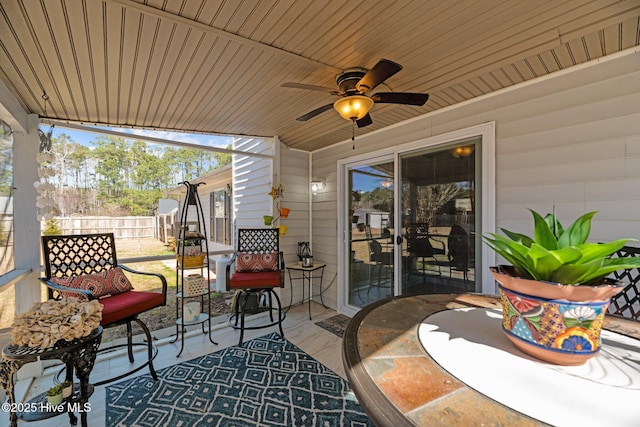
top-left (282, 59), bottom-right (429, 128)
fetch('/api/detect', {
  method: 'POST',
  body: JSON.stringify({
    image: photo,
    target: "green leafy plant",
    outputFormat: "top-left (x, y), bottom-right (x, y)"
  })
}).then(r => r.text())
top-left (482, 209), bottom-right (640, 285)
top-left (42, 218), bottom-right (62, 235)
top-left (46, 384), bottom-right (63, 396)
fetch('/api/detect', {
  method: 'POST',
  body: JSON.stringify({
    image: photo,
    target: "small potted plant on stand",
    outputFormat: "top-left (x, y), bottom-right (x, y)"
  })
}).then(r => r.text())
top-left (46, 384), bottom-right (64, 406)
top-left (483, 209), bottom-right (640, 365)
top-left (60, 380), bottom-right (73, 399)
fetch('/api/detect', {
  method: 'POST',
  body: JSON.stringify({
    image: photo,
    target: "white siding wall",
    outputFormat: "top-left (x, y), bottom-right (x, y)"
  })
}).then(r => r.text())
top-left (232, 137), bottom-right (276, 231)
top-left (278, 145), bottom-right (310, 305)
top-left (230, 138), bottom-right (311, 306)
top-left (310, 49), bottom-right (640, 310)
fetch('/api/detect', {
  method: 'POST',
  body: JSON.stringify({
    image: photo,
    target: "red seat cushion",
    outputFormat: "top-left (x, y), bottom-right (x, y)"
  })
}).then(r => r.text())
top-left (98, 290), bottom-right (165, 326)
top-left (230, 271), bottom-right (281, 289)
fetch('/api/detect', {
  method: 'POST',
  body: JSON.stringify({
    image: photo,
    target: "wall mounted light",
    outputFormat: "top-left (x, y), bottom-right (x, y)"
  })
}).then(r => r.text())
top-left (310, 178), bottom-right (326, 194)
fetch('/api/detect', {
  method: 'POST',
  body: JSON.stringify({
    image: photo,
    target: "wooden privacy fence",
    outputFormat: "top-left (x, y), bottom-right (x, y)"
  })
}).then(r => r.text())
top-left (48, 214), bottom-right (179, 242)
top-left (52, 216), bottom-right (157, 239)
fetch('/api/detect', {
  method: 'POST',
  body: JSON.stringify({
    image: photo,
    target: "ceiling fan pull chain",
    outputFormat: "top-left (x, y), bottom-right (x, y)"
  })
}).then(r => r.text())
top-left (352, 119), bottom-right (356, 149)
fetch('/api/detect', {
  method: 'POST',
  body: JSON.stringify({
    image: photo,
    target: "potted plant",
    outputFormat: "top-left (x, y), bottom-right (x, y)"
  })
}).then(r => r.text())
top-left (46, 384), bottom-right (64, 406)
top-left (482, 209), bottom-right (640, 365)
top-left (268, 184), bottom-right (290, 227)
top-left (60, 380), bottom-right (73, 398)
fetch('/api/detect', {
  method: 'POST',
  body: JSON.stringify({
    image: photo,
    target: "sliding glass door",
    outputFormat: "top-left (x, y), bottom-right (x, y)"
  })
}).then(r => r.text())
top-left (339, 124), bottom-right (493, 314)
top-left (399, 138), bottom-right (480, 295)
top-left (345, 158), bottom-right (395, 308)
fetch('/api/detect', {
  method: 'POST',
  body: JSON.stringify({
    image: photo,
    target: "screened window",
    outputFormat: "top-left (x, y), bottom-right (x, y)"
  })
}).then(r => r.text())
top-left (0, 119), bottom-right (15, 331)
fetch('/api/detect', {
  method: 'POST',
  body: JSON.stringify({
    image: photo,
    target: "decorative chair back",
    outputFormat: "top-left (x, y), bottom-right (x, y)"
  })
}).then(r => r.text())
top-left (42, 233), bottom-right (118, 298)
top-left (610, 246), bottom-right (640, 319)
top-left (237, 228), bottom-right (279, 256)
top-left (406, 223), bottom-right (442, 257)
top-left (40, 232), bottom-right (167, 386)
top-left (229, 228), bottom-right (285, 344)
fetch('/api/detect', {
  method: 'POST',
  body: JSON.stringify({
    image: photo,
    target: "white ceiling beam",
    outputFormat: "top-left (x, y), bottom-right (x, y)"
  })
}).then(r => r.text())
top-left (41, 119), bottom-right (273, 159)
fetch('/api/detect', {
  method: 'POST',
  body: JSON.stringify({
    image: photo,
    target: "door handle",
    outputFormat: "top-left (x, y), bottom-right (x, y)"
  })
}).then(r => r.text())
top-left (396, 235), bottom-right (403, 245)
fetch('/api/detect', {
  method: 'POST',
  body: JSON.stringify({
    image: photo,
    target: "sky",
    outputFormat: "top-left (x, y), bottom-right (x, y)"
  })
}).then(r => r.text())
top-left (47, 124), bottom-right (234, 150)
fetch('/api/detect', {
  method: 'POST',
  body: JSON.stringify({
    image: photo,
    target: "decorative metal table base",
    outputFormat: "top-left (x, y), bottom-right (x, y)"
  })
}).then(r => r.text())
top-left (0, 327), bottom-right (102, 427)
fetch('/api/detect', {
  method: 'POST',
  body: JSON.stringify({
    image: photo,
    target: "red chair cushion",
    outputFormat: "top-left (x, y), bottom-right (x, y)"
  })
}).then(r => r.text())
top-left (230, 270), bottom-right (281, 289)
top-left (98, 290), bottom-right (164, 326)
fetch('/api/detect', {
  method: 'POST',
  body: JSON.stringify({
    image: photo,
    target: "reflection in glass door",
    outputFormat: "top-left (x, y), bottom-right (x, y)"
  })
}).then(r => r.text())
top-left (347, 160), bottom-right (395, 308)
top-left (399, 138), bottom-right (480, 295)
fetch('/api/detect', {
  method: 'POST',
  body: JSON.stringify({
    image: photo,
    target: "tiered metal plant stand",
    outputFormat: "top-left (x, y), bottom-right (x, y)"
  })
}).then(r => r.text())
top-left (171, 181), bottom-right (217, 357)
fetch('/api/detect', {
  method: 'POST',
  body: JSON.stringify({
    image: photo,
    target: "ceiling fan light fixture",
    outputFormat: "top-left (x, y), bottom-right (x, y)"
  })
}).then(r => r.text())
top-left (452, 145), bottom-right (474, 158)
top-left (333, 95), bottom-right (374, 121)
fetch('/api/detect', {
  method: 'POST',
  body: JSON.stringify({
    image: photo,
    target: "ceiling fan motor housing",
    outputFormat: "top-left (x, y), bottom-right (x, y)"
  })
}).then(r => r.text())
top-left (336, 67), bottom-right (368, 94)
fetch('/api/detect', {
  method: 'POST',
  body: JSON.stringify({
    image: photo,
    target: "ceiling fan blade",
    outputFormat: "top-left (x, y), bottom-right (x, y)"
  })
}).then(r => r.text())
top-left (282, 82), bottom-right (337, 94)
top-left (296, 104), bottom-right (334, 121)
top-left (371, 92), bottom-right (429, 106)
top-left (356, 59), bottom-right (402, 93)
top-left (356, 114), bottom-right (373, 128)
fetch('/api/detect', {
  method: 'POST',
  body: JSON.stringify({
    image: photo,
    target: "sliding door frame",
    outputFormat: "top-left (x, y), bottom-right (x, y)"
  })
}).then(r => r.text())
top-left (337, 122), bottom-right (496, 316)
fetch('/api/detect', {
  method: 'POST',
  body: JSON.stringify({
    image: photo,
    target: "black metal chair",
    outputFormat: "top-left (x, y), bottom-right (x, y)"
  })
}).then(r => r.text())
top-left (406, 223), bottom-right (445, 278)
top-left (227, 228), bottom-right (285, 345)
top-left (446, 224), bottom-right (474, 282)
top-left (609, 246), bottom-right (640, 319)
top-left (40, 233), bottom-right (167, 386)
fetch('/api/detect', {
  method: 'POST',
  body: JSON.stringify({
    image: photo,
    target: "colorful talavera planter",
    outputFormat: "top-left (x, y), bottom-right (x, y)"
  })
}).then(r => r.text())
top-left (491, 266), bottom-right (623, 366)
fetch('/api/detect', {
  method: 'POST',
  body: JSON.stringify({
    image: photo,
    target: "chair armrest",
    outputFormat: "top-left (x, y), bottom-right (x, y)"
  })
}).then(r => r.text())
top-left (119, 264), bottom-right (168, 304)
top-left (428, 236), bottom-right (446, 254)
top-left (38, 277), bottom-right (97, 301)
top-left (225, 253), bottom-right (238, 291)
top-left (279, 252), bottom-right (285, 287)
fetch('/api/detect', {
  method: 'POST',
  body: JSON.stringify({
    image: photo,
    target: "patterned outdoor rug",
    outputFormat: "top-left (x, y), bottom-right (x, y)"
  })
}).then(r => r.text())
top-left (314, 314), bottom-right (351, 338)
top-left (106, 332), bottom-right (372, 426)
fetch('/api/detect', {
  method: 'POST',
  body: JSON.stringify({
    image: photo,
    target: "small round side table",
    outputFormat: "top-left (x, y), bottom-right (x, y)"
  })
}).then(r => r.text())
top-left (0, 326), bottom-right (102, 427)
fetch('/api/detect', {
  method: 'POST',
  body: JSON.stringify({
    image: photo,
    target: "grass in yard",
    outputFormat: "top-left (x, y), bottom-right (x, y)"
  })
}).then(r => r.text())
top-left (100, 238), bottom-right (233, 343)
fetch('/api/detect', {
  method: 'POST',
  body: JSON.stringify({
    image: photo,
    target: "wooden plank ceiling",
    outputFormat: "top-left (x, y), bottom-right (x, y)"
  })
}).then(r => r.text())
top-left (1, 0), bottom-right (639, 152)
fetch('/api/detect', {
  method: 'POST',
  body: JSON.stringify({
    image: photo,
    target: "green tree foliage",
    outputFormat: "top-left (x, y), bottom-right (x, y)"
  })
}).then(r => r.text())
top-left (45, 132), bottom-right (225, 217)
top-left (42, 218), bottom-right (62, 235)
top-left (361, 187), bottom-right (393, 213)
top-left (130, 141), bottom-right (172, 190)
top-left (213, 145), bottom-right (232, 168)
top-left (168, 147), bottom-right (214, 182)
top-left (93, 136), bottom-right (131, 197)
top-left (0, 121), bottom-right (13, 197)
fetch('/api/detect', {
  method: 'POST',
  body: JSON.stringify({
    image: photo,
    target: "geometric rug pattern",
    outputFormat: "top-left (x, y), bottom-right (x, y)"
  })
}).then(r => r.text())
top-left (314, 314), bottom-right (351, 338)
top-left (106, 332), bottom-right (372, 426)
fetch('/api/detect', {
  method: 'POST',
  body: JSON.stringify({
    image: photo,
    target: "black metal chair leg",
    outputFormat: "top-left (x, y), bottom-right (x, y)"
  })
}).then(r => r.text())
top-left (267, 291), bottom-right (275, 322)
top-left (126, 322), bottom-right (134, 363)
top-left (239, 292), bottom-right (250, 345)
top-left (135, 318), bottom-right (158, 381)
top-left (234, 291), bottom-right (241, 327)
top-left (270, 289), bottom-right (285, 338)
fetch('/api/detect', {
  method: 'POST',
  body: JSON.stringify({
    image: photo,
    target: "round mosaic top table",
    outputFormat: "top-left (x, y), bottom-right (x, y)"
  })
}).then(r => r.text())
top-left (342, 293), bottom-right (640, 426)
